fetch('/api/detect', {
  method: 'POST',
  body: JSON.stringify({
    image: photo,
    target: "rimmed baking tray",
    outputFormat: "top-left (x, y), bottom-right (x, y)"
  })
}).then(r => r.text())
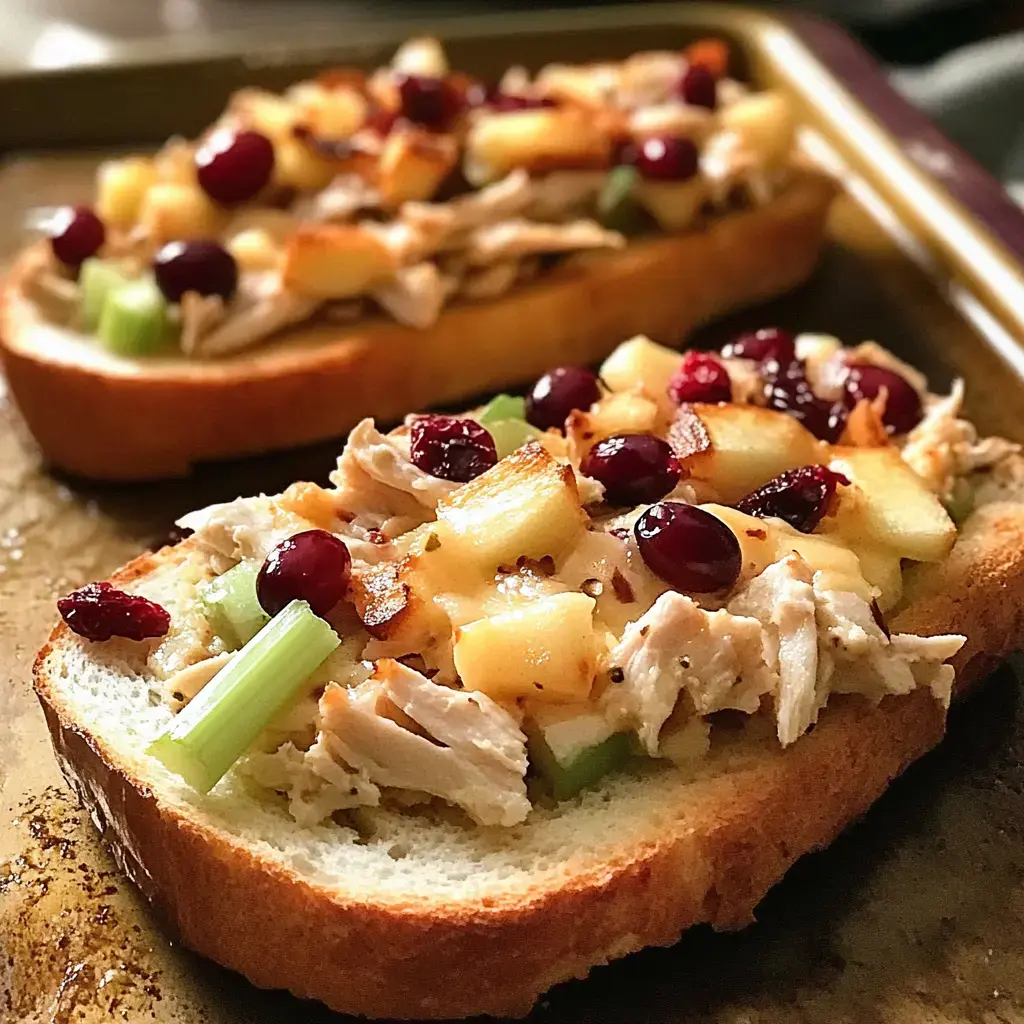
top-left (1, 5), bottom-right (1023, 1022)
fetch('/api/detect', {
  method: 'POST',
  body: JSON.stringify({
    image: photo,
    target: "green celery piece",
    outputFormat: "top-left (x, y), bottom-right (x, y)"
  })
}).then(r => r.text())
top-left (530, 729), bottom-right (633, 802)
top-left (97, 275), bottom-right (175, 356)
top-left (487, 418), bottom-right (543, 460)
top-left (80, 259), bottom-right (131, 332)
top-left (597, 165), bottom-right (654, 236)
top-left (197, 562), bottom-right (269, 650)
top-left (943, 477), bottom-right (975, 526)
top-left (478, 393), bottom-right (527, 426)
top-left (477, 393), bottom-right (541, 458)
top-left (148, 600), bottom-right (339, 793)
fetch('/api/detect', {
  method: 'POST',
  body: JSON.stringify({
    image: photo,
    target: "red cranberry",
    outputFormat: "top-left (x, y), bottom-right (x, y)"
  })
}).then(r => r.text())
top-left (58, 581), bottom-right (170, 642)
top-left (395, 74), bottom-right (463, 130)
top-left (154, 240), bottom-right (238, 303)
top-left (842, 363), bottom-right (923, 435)
top-left (257, 529), bottom-right (352, 617)
top-left (736, 465), bottom-right (850, 533)
top-left (366, 106), bottom-right (399, 136)
top-left (763, 359), bottom-right (846, 443)
top-left (49, 206), bottom-right (105, 267)
top-left (634, 502), bottom-right (741, 593)
top-left (410, 415), bottom-right (498, 482)
top-left (626, 136), bottom-right (699, 182)
top-left (581, 434), bottom-right (681, 506)
top-left (678, 64), bottom-right (717, 109)
top-left (669, 351), bottom-right (732, 405)
top-left (195, 128), bottom-right (275, 206)
top-left (721, 327), bottom-right (795, 365)
top-left (525, 366), bottom-right (601, 432)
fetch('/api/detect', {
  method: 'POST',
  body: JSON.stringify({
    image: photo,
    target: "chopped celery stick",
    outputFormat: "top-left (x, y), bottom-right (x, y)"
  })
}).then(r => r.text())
top-left (148, 599), bottom-right (339, 793)
top-left (478, 394), bottom-right (527, 426)
top-left (80, 259), bottom-right (131, 332)
top-left (197, 562), bottom-right (269, 650)
top-left (97, 275), bottom-right (175, 356)
top-left (487, 418), bottom-right (543, 459)
top-left (529, 727), bottom-right (632, 802)
top-left (597, 165), bottom-right (652, 236)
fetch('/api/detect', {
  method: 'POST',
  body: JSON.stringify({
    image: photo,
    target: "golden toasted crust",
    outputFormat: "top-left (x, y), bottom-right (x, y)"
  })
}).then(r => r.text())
top-left (32, 461), bottom-right (1024, 1019)
top-left (1, 171), bottom-right (836, 480)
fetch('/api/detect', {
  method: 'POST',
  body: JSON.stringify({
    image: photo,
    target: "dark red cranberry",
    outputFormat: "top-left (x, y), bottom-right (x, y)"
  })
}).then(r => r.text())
top-left (721, 327), bottom-right (795, 365)
top-left (49, 206), bottom-right (105, 267)
top-left (395, 74), bottom-right (463, 130)
top-left (634, 502), bottom-right (741, 593)
top-left (257, 529), bottom-right (352, 617)
top-left (763, 359), bottom-right (847, 443)
top-left (581, 434), bottom-right (681, 506)
top-left (525, 366), bottom-right (601, 432)
top-left (669, 351), bottom-right (732, 405)
top-left (842, 363), bottom-right (923, 435)
top-left (195, 128), bottom-right (275, 206)
top-left (736, 465), bottom-right (850, 533)
top-left (154, 240), bottom-right (238, 303)
top-left (58, 581), bottom-right (170, 642)
top-left (626, 136), bottom-right (699, 182)
top-left (366, 106), bottom-right (399, 136)
top-left (678, 64), bottom-right (717, 110)
top-left (410, 415), bottom-right (498, 482)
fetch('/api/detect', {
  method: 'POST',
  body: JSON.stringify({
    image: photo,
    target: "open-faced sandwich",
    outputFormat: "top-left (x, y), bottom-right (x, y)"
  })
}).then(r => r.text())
top-left (35, 327), bottom-right (1024, 1018)
top-left (2, 37), bottom-right (836, 479)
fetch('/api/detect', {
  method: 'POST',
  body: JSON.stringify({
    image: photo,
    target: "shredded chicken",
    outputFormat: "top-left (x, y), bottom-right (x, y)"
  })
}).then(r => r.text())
top-left (616, 50), bottom-right (686, 109)
top-left (729, 555), bottom-right (821, 745)
top-left (165, 650), bottom-right (233, 707)
top-left (330, 419), bottom-right (458, 524)
top-left (526, 171), bottom-right (608, 221)
top-left (294, 173), bottom-right (382, 223)
top-left (629, 102), bottom-right (714, 141)
top-left (401, 170), bottom-right (534, 241)
top-left (320, 661), bottom-right (530, 826)
top-left (179, 291), bottom-right (227, 354)
top-left (603, 591), bottom-right (773, 755)
top-left (701, 131), bottom-right (773, 206)
top-left (457, 260), bottom-right (520, 302)
top-left (21, 249), bottom-right (81, 324)
top-left (188, 271), bottom-right (320, 357)
top-left (370, 262), bottom-right (457, 328)
top-left (902, 381), bottom-right (1020, 497)
top-left (464, 218), bottom-right (625, 266)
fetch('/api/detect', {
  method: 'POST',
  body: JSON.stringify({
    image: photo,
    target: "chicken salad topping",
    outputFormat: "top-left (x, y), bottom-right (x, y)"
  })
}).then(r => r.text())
top-left (58, 329), bottom-right (1015, 828)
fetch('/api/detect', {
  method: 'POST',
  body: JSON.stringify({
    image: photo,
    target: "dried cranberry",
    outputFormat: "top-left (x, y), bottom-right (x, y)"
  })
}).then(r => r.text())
top-left (736, 465), bottom-right (849, 533)
top-left (634, 502), bottom-right (741, 593)
top-left (195, 128), bottom-right (275, 206)
top-left (58, 581), bottom-right (170, 642)
top-left (721, 326), bottom-right (795, 365)
top-left (678, 64), bottom-right (717, 109)
top-left (410, 415), bottom-right (498, 482)
top-left (842, 363), bottom-right (923, 435)
top-left (395, 73), bottom-right (463, 130)
top-left (366, 106), bottom-right (399, 136)
top-left (668, 351), bottom-right (732, 405)
top-left (49, 206), bottom-right (105, 267)
top-left (154, 240), bottom-right (238, 302)
top-left (581, 434), bottom-right (681, 506)
top-left (626, 136), bottom-right (700, 181)
top-left (525, 366), bottom-right (601, 433)
top-left (763, 359), bottom-right (847, 443)
top-left (257, 529), bottom-right (352, 617)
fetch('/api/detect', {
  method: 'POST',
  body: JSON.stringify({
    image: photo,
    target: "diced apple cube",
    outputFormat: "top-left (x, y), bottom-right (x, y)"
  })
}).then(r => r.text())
top-left (281, 225), bottom-right (397, 299)
top-left (466, 108), bottom-right (611, 181)
top-left (828, 447), bottom-right (956, 563)
top-left (378, 130), bottom-right (458, 208)
top-left (231, 88), bottom-right (298, 141)
top-left (453, 593), bottom-right (597, 702)
top-left (435, 442), bottom-right (586, 571)
top-left (700, 504), bottom-right (777, 581)
top-left (600, 335), bottom-right (682, 399)
top-left (391, 37), bottom-right (448, 77)
top-left (854, 544), bottom-right (903, 611)
top-left (273, 138), bottom-right (338, 192)
top-left (96, 157), bottom-right (159, 227)
top-left (673, 404), bottom-right (825, 503)
top-left (138, 183), bottom-right (226, 243)
top-left (567, 390), bottom-right (661, 459)
top-left (227, 228), bottom-right (282, 271)
top-left (719, 90), bottom-right (795, 166)
top-left (293, 83), bottom-right (367, 138)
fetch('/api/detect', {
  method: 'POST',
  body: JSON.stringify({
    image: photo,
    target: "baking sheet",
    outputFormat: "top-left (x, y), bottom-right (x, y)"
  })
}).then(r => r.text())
top-left (2, 5), bottom-right (1024, 1021)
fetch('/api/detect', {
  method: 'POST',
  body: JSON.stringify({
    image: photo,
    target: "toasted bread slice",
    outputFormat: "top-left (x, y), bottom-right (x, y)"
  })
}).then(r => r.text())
top-left (32, 457), bottom-right (1024, 1019)
top-left (2, 171), bottom-right (835, 480)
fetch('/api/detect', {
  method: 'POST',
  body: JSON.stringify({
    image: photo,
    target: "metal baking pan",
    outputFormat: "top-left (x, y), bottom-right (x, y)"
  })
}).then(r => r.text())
top-left (2, 5), bottom-right (1024, 1022)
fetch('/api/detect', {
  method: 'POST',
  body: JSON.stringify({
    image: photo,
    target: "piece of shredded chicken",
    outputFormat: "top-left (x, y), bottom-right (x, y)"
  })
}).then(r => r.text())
top-left (319, 661), bottom-right (530, 826)
top-left (463, 218), bottom-right (625, 266)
